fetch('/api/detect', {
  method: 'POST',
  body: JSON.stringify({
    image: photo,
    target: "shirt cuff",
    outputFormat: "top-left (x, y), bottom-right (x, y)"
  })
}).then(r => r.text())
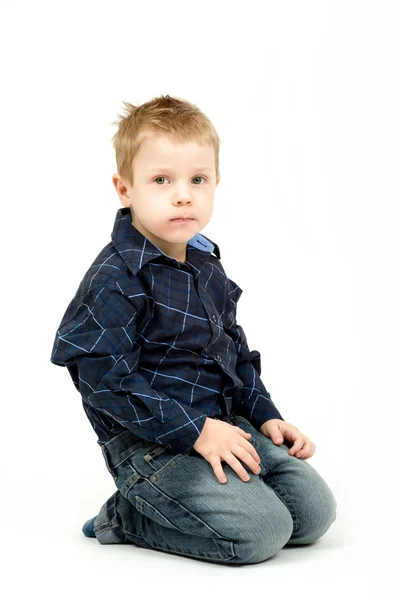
top-left (154, 405), bottom-right (209, 453)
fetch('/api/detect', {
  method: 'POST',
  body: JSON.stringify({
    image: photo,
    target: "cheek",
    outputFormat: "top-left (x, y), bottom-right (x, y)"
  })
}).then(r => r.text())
top-left (148, 207), bottom-right (170, 228)
top-left (136, 198), bottom-right (167, 224)
top-left (201, 201), bottom-right (214, 222)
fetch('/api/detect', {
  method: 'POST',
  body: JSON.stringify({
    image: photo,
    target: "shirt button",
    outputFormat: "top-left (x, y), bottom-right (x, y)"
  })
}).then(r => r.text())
top-left (216, 354), bottom-right (222, 363)
top-left (211, 314), bottom-right (217, 322)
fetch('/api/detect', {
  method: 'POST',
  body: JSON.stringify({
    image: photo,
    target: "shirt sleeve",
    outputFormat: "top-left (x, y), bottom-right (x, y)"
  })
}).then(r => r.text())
top-left (223, 277), bottom-right (285, 430)
top-left (50, 285), bottom-right (208, 452)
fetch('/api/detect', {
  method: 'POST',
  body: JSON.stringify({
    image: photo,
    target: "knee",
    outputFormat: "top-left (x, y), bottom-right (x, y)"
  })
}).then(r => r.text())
top-left (234, 501), bottom-right (294, 564)
top-left (289, 488), bottom-right (337, 545)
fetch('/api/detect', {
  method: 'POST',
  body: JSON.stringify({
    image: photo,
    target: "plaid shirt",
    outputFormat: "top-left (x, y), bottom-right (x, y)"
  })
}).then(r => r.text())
top-left (50, 207), bottom-right (284, 452)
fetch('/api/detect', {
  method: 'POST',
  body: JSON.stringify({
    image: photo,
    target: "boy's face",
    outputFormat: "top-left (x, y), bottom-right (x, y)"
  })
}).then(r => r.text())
top-left (112, 133), bottom-right (220, 263)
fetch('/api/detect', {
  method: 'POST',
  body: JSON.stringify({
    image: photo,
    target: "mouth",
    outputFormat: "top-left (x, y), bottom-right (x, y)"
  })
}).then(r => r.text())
top-left (170, 218), bottom-right (195, 223)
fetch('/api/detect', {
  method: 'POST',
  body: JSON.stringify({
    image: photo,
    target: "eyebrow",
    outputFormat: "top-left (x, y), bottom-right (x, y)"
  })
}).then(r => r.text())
top-left (147, 167), bottom-right (214, 173)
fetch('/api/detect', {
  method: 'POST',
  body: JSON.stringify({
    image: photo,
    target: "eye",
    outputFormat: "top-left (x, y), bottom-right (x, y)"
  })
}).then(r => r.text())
top-left (153, 176), bottom-right (207, 185)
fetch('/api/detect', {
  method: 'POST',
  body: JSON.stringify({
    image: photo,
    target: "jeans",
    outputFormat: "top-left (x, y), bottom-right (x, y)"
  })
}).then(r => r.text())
top-left (93, 413), bottom-right (337, 564)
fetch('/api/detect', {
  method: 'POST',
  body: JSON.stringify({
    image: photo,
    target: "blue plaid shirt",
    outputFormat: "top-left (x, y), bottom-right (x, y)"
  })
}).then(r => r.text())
top-left (50, 207), bottom-right (284, 452)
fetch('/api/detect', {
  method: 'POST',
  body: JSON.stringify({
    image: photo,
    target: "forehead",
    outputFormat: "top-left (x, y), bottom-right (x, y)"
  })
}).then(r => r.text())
top-left (136, 134), bottom-right (215, 170)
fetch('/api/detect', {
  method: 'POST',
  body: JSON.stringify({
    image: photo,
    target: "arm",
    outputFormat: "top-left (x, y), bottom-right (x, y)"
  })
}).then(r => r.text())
top-left (50, 285), bottom-right (207, 452)
top-left (223, 277), bottom-right (285, 430)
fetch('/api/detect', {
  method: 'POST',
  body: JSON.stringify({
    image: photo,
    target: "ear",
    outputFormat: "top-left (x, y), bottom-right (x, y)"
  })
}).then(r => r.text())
top-left (112, 173), bottom-right (130, 207)
top-left (216, 174), bottom-right (221, 186)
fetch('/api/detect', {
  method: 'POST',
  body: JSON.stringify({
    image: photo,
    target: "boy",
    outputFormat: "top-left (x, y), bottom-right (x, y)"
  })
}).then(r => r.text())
top-left (50, 94), bottom-right (337, 564)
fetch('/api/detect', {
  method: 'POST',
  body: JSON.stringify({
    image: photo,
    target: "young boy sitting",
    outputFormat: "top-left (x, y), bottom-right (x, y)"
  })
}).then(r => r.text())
top-left (50, 94), bottom-right (337, 565)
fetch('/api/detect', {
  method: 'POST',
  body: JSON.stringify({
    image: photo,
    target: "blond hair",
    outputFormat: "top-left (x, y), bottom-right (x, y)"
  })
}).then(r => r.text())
top-left (111, 94), bottom-right (221, 188)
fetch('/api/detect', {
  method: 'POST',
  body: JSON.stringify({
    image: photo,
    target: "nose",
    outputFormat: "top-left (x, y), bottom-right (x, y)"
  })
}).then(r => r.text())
top-left (173, 182), bottom-right (194, 204)
top-left (174, 194), bottom-right (193, 205)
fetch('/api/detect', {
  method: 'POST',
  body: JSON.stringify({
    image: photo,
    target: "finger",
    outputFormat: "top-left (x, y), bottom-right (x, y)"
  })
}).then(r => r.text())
top-left (289, 438), bottom-right (305, 455)
top-left (295, 440), bottom-right (310, 457)
top-left (235, 427), bottom-right (252, 439)
top-left (289, 443), bottom-right (304, 456)
top-left (266, 425), bottom-right (284, 444)
top-left (209, 457), bottom-right (228, 484)
top-left (243, 439), bottom-right (261, 463)
top-left (272, 428), bottom-right (284, 444)
top-left (235, 429), bottom-right (260, 462)
top-left (233, 445), bottom-right (262, 477)
top-left (267, 428), bottom-right (283, 444)
top-left (223, 452), bottom-right (253, 482)
top-left (297, 441), bottom-right (316, 459)
top-left (294, 448), bottom-right (306, 458)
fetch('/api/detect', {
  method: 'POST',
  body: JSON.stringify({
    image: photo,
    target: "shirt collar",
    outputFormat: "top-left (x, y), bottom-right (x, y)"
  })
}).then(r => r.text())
top-left (111, 207), bottom-right (221, 275)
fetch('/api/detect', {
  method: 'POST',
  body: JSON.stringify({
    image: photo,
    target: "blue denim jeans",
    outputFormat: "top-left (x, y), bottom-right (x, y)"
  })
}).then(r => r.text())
top-left (93, 413), bottom-right (337, 564)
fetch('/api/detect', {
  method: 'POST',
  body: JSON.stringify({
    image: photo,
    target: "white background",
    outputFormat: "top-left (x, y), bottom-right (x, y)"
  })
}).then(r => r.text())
top-left (1, 0), bottom-right (398, 597)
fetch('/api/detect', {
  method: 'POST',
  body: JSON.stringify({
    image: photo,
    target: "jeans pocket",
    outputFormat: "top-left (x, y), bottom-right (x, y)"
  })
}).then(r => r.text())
top-left (145, 444), bottom-right (188, 478)
top-left (134, 495), bottom-right (181, 530)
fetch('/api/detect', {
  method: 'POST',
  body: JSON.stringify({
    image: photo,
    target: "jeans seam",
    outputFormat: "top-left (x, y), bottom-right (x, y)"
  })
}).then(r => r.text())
top-left (95, 524), bottom-right (121, 534)
top-left (263, 476), bottom-right (298, 533)
top-left (136, 478), bottom-right (237, 543)
top-left (120, 525), bottom-right (146, 542)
